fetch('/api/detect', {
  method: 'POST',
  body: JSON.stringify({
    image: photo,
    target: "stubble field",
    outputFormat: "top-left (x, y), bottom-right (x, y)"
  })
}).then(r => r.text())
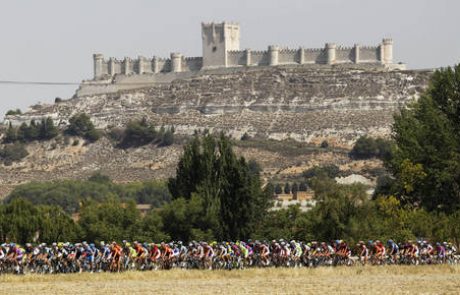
top-left (1, 265), bottom-right (459, 294)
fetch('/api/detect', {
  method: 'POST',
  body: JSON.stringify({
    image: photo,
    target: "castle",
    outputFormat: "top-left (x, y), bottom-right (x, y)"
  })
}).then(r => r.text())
top-left (92, 22), bottom-right (403, 80)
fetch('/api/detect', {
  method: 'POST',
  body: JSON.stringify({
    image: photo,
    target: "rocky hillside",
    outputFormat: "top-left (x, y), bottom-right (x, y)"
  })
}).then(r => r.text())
top-left (6, 65), bottom-right (432, 147)
top-left (0, 65), bottom-right (433, 195)
top-left (0, 133), bottom-right (385, 198)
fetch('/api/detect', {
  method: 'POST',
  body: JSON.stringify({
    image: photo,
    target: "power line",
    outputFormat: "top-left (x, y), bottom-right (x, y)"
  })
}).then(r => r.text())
top-left (0, 80), bottom-right (169, 86)
top-left (0, 80), bottom-right (79, 86)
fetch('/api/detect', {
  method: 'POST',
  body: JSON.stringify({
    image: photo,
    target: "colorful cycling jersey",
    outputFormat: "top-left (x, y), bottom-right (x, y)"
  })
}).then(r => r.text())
top-left (388, 241), bottom-right (399, 253)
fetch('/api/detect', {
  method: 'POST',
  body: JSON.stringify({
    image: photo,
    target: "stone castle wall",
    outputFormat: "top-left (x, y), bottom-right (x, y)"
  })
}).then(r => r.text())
top-left (92, 22), bottom-right (401, 88)
top-left (93, 44), bottom-right (390, 79)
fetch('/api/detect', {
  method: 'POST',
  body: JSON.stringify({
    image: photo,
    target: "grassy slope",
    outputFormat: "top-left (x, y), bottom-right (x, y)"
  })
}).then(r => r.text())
top-left (1, 266), bottom-right (459, 294)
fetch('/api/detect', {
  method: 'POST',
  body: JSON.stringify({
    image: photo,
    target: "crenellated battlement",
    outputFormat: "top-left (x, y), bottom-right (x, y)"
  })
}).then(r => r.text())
top-left (92, 22), bottom-right (404, 80)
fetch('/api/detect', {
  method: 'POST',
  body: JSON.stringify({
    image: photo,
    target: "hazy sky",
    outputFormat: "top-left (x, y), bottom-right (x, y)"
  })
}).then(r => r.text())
top-left (0, 0), bottom-right (458, 116)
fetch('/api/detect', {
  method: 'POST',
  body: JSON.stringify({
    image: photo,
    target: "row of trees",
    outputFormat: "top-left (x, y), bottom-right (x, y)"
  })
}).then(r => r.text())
top-left (258, 178), bottom-right (460, 244)
top-left (4, 118), bottom-right (58, 143)
top-left (0, 198), bottom-right (167, 244)
top-left (3, 113), bottom-right (100, 144)
top-left (4, 175), bottom-right (460, 245)
top-left (6, 174), bottom-right (171, 213)
top-left (273, 182), bottom-right (308, 194)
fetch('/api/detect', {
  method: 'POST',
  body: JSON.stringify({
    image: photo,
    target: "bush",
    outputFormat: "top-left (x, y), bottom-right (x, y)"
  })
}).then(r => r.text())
top-left (241, 132), bottom-right (251, 141)
top-left (108, 127), bottom-right (125, 143)
top-left (302, 164), bottom-right (340, 179)
top-left (118, 119), bottom-right (174, 148)
top-left (299, 182), bottom-right (308, 191)
top-left (6, 179), bottom-right (171, 213)
top-left (5, 109), bottom-right (22, 116)
top-left (66, 113), bottom-right (100, 142)
top-left (0, 143), bottom-right (28, 165)
top-left (349, 136), bottom-right (393, 160)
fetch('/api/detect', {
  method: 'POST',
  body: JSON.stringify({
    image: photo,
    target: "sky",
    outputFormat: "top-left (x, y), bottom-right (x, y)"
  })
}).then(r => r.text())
top-left (0, 0), bottom-right (458, 116)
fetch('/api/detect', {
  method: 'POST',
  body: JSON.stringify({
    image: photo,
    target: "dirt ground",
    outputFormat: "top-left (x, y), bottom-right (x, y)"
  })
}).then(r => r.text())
top-left (1, 265), bottom-right (459, 294)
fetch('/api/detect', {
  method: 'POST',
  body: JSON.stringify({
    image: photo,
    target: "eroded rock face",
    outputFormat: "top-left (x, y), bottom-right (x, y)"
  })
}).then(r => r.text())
top-left (6, 66), bottom-right (432, 146)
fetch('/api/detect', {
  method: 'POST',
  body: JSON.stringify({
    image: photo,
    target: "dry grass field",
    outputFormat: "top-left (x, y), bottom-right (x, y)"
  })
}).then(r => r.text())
top-left (1, 265), bottom-right (460, 294)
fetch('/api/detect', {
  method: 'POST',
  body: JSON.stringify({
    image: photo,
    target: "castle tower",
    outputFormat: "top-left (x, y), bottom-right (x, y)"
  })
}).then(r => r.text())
top-left (93, 54), bottom-right (104, 79)
top-left (381, 38), bottom-right (393, 64)
top-left (201, 22), bottom-right (240, 69)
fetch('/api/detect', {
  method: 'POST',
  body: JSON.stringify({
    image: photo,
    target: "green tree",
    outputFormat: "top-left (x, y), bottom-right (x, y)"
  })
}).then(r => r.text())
top-left (66, 113), bottom-right (100, 142)
top-left (78, 199), bottom-right (142, 242)
top-left (38, 205), bottom-right (80, 243)
top-left (5, 109), bottom-right (22, 116)
top-left (39, 117), bottom-right (59, 140)
top-left (284, 182), bottom-right (291, 194)
top-left (274, 183), bottom-right (283, 194)
top-left (167, 134), bottom-right (270, 240)
top-left (299, 182), bottom-right (308, 192)
top-left (303, 164), bottom-right (340, 180)
top-left (0, 199), bottom-right (41, 244)
top-left (3, 123), bottom-right (17, 143)
top-left (160, 195), bottom-right (216, 242)
top-left (291, 182), bottom-right (299, 195)
top-left (253, 205), bottom-right (312, 241)
top-left (389, 65), bottom-right (460, 212)
top-left (0, 142), bottom-right (28, 165)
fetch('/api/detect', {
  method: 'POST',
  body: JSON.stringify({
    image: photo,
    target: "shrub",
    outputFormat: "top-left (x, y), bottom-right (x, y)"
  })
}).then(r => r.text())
top-left (299, 182), bottom-right (308, 191)
top-left (5, 109), bottom-right (22, 116)
top-left (66, 113), bottom-right (100, 142)
top-left (0, 143), bottom-right (28, 165)
top-left (303, 164), bottom-right (340, 179)
top-left (118, 119), bottom-right (174, 148)
top-left (241, 132), bottom-right (251, 141)
top-left (349, 136), bottom-right (393, 160)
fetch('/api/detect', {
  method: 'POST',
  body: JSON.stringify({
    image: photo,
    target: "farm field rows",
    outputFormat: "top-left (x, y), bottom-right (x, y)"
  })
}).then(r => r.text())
top-left (1, 265), bottom-right (460, 294)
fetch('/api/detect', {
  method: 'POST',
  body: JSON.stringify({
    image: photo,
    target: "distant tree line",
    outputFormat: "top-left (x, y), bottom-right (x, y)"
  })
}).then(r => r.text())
top-left (3, 113), bottom-right (100, 144)
top-left (4, 118), bottom-right (59, 143)
top-left (6, 173), bottom-right (171, 213)
top-left (273, 182), bottom-right (308, 195)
